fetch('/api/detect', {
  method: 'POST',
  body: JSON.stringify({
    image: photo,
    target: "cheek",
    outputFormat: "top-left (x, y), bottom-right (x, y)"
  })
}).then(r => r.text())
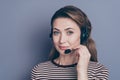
top-left (69, 37), bottom-right (80, 43)
top-left (69, 35), bottom-right (80, 47)
top-left (53, 37), bottom-right (59, 45)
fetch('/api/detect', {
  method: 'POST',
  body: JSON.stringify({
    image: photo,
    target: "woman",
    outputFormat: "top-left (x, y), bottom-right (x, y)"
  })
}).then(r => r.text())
top-left (31, 5), bottom-right (109, 80)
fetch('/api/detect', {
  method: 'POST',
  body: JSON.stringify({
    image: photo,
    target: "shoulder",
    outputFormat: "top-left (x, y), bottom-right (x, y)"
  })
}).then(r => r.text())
top-left (88, 61), bottom-right (109, 79)
top-left (32, 61), bottom-right (51, 72)
top-left (31, 61), bottom-right (51, 78)
top-left (89, 61), bottom-right (108, 71)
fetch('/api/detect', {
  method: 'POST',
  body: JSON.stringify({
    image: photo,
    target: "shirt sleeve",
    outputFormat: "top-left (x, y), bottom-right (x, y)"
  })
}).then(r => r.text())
top-left (94, 63), bottom-right (109, 80)
top-left (31, 64), bottom-right (41, 80)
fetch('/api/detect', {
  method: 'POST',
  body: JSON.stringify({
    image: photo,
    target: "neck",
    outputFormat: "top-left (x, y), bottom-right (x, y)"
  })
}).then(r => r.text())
top-left (55, 54), bottom-right (77, 65)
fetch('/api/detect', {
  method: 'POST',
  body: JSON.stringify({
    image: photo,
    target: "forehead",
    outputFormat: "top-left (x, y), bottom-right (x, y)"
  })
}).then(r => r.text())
top-left (53, 18), bottom-right (80, 30)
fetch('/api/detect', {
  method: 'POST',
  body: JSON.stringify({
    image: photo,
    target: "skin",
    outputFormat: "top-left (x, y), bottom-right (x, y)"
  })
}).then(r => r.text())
top-left (52, 18), bottom-right (91, 80)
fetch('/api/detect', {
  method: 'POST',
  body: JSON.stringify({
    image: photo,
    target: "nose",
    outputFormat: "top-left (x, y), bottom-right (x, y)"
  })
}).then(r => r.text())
top-left (59, 34), bottom-right (67, 44)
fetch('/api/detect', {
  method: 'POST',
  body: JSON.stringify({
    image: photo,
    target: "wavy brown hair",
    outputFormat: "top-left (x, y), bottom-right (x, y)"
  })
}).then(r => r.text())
top-left (49, 5), bottom-right (98, 62)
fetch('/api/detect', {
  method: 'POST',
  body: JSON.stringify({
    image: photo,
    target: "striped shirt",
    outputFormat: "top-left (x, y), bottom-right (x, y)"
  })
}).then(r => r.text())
top-left (31, 60), bottom-right (109, 80)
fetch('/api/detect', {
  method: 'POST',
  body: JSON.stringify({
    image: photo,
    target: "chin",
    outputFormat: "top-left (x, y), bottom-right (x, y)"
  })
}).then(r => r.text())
top-left (57, 50), bottom-right (65, 55)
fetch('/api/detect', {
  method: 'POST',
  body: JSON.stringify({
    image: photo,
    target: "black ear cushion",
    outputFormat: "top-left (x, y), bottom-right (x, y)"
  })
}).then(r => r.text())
top-left (81, 33), bottom-right (88, 44)
top-left (80, 26), bottom-right (89, 44)
top-left (49, 33), bottom-right (52, 38)
top-left (49, 28), bottom-right (53, 38)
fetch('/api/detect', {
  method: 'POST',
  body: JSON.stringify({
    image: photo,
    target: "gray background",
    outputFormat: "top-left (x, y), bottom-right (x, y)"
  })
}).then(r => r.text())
top-left (0, 0), bottom-right (120, 80)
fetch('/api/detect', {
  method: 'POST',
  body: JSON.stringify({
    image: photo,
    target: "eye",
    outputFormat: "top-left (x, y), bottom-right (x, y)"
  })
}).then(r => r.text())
top-left (67, 31), bottom-right (74, 35)
top-left (53, 31), bottom-right (60, 36)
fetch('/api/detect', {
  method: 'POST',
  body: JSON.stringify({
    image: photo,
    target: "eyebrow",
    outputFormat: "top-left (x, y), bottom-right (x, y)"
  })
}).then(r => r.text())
top-left (53, 27), bottom-right (74, 31)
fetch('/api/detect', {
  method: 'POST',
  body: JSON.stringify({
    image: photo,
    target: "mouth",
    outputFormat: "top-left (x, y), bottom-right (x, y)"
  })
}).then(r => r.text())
top-left (59, 46), bottom-right (68, 50)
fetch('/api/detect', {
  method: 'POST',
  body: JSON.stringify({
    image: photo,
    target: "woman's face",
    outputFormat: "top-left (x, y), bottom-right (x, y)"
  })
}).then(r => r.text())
top-left (52, 18), bottom-right (81, 55)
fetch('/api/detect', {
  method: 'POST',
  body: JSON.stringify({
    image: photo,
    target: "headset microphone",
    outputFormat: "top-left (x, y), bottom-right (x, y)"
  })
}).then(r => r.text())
top-left (64, 49), bottom-right (71, 54)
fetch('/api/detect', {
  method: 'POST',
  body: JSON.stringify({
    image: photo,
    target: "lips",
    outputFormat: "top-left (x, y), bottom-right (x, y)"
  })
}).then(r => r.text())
top-left (59, 46), bottom-right (68, 50)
